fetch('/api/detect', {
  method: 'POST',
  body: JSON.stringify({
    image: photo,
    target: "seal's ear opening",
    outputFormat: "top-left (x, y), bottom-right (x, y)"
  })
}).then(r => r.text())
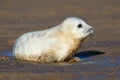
top-left (74, 50), bottom-right (105, 59)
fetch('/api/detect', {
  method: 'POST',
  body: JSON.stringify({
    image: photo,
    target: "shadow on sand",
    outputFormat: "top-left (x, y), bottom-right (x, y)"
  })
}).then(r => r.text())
top-left (74, 50), bottom-right (105, 59)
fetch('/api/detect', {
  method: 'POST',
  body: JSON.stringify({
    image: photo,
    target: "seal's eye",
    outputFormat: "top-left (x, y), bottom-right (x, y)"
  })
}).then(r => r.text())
top-left (77, 24), bottom-right (82, 28)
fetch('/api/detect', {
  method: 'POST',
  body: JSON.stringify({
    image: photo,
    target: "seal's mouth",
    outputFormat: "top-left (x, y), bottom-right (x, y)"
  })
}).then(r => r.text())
top-left (84, 29), bottom-right (94, 40)
top-left (82, 27), bottom-right (94, 38)
top-left (88, 28), bottom-right (94, 36)
top-left (90, 30), bottom-right (94, 35)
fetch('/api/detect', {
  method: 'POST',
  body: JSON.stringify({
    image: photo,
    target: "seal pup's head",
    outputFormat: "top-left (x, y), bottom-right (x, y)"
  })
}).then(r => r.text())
top-left (60, 17), bottom-right (94, 39)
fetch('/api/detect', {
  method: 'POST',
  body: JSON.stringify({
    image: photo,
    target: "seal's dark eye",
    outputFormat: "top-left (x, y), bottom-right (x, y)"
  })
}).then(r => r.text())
top-left (78, 24), bottom-right (82, 28)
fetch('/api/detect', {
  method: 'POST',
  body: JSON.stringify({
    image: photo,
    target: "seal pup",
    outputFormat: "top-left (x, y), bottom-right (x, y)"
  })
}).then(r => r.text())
top-left (13, 17), bottom-right (94, 63)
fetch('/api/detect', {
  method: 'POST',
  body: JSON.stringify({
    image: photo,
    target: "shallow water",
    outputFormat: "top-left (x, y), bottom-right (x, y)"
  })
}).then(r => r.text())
top-left (1, 50), bottom-right (119, 66)
top-left (0, 50), bottom-right (13, 57)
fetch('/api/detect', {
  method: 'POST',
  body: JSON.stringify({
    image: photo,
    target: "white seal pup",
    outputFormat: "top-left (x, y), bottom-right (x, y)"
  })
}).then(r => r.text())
top-left (13, 17), bottom-right (94, 63)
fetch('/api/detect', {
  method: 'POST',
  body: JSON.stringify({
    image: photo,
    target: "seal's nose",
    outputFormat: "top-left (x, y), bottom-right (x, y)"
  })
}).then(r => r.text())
top-left (88, 28), bottom-right (93, 32)
top-left (88, 28), bottom-right (94, 34)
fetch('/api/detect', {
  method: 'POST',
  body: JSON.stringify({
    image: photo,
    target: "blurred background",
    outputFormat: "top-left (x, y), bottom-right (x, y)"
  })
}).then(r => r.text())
top-left (0, 1), bottom-right (120, 80)
top-left (0, 0), bottom-right (120, 50)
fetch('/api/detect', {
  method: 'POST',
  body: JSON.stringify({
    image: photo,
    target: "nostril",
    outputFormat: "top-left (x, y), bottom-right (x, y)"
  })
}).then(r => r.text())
top-left (88, 28), bottom-right (93, 32)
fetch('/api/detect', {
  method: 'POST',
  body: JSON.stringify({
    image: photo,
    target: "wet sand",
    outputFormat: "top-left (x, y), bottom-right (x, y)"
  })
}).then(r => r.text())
top-left (0, 0), bottom-right (120, 80)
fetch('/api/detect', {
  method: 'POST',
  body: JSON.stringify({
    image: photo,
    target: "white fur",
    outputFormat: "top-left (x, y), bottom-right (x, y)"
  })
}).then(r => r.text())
top-left (13, 17), bottom-right (94, 62)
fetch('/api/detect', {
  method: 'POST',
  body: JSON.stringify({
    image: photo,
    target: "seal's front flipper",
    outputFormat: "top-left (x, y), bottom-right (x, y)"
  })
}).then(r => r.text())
top-left (68, 57), bottom-right (82, 63)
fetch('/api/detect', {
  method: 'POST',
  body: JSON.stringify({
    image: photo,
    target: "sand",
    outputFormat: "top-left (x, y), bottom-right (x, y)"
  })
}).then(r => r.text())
top-left (0, 0), bottom-right (120, 80)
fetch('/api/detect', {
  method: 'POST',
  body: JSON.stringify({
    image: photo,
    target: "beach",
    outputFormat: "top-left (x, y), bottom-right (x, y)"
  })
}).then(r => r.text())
top-left (0, 0), bottom-right (120, 80)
